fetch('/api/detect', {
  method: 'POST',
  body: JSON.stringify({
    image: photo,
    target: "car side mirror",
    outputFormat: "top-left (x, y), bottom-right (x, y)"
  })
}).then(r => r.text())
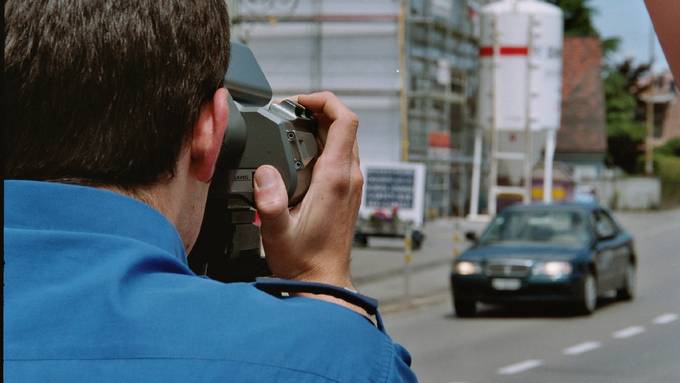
top-left (465, 231), bottom-right (478, 243)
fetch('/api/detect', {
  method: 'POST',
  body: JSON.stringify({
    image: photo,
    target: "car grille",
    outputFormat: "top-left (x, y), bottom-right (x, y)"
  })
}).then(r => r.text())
top-left (485, 260), bottom-right (533, 277)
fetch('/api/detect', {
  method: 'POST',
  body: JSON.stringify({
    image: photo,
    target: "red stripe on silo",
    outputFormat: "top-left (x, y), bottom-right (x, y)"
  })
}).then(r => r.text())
top-left (499, 46), bottom-right (529, 55)
top-left (479, 46), bottom-right (529, 57)
top-left (479, 46), bottom-right (494, 56)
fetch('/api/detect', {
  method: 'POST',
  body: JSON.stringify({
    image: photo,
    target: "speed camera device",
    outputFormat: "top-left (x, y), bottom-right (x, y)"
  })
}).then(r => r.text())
top-left (189, 42), bottom-right (319, 281)
top-left (212, 41), bottom-right (318, 206)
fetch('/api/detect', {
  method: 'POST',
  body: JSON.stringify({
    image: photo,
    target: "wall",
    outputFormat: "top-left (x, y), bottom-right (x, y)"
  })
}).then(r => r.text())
top-left (232, 1), bottom-right (402, 163)
top-left (230, 0), bottom-right (483, 216)
top-left (593, 177), bottom-right (661, 210)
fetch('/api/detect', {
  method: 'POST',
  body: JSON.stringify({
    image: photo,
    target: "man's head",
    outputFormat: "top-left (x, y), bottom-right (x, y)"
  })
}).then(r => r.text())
top-left (4, 0), bottom-right (231, 250)
top-left (4, 0), bottom-right (230, 186)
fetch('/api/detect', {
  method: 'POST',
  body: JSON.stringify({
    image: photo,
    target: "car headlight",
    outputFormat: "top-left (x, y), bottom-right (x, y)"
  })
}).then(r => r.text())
top-left (532, 261), bottom-right (573, 279)
top-left (455, 261), bottom-right (482, 275)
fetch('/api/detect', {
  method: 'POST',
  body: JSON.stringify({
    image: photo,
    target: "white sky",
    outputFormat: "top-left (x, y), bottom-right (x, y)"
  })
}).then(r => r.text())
top-left (590, 0), bottom-right (669, 73)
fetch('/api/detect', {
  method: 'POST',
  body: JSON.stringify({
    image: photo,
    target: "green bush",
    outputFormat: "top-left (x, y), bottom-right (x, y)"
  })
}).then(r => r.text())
top-left (655, 138), bottom-right (680, 157)
top-left (656, 154), bottom-right (680, 207)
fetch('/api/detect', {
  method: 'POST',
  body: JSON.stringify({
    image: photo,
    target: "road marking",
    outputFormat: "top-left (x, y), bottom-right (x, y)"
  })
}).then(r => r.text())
top-left (653, 313), bottom-right (678, 325)
top-left (612, 326), bottom-right (645, 339)
top-left (562, 341), bottom-right (602, 355)
top-left (497, 359), bottom-right (543, 375)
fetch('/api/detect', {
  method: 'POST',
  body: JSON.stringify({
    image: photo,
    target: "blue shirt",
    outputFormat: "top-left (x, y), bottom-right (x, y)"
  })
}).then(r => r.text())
top-left (4, 180), bottom-right (417, 383)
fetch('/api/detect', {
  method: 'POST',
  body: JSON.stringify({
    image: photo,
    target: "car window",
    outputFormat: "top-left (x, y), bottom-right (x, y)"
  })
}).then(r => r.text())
top-left (594, 210), bottom-right (617, 238)
top-left (479, 209), bottom-right (590, 246)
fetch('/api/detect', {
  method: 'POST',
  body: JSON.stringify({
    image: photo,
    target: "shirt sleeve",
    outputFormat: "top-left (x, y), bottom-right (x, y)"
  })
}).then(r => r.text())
top-left (253, 277), bottom-right (385, 329)
top-left (387, 342), bottom-right (419, 383)
top-left (253, 277), bottom-right (420, 382)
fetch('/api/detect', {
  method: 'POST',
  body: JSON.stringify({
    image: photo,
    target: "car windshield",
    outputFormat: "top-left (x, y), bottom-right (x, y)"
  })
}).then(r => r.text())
top-left (478, 208), bottom-right (590, 247)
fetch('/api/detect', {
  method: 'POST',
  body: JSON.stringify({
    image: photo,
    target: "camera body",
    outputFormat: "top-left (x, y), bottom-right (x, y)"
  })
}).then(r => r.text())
top-left (189, 42), bottom-right (319, 282)
top-left (210, 42), bottom-right (318, 206)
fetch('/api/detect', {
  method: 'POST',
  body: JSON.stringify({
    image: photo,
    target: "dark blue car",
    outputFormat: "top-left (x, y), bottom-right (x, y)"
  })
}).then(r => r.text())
top-left (450, 203), bottom-right (636, 317)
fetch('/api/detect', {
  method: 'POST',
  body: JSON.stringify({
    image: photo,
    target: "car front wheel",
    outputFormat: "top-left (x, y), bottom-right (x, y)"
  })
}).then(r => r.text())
top-left (574, 272), bottom-right (597, 316)
top-left (616, 262), bottom-right (636, 301)
top-left (353, 233), bottom-right (368, 247)
top-left (454, 297), bottom-right (477, 318)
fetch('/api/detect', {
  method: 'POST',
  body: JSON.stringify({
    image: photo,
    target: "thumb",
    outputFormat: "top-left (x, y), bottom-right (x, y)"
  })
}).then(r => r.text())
top-left (254, 165), bottom-right (291, 234)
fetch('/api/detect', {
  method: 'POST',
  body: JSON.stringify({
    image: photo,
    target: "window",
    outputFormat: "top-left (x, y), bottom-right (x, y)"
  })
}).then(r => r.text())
top-left (479, 209), bottom-right (590, 246)
top-left (593, 210), bottom-right (617, 239)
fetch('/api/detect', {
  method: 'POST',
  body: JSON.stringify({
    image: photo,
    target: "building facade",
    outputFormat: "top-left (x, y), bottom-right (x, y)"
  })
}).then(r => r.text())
top-left (554, 37), bottom-right (607, 183)
top-left (228, 0), bottom-right (488, 217)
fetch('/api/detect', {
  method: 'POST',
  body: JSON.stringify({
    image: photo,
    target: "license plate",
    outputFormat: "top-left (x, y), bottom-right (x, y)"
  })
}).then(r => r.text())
top-left (492, 278), bottom-right (521, 291)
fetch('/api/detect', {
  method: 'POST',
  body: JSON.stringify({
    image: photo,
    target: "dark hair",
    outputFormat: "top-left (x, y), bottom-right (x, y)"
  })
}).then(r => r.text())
top-left (4, 0), bottom-right (230, 188)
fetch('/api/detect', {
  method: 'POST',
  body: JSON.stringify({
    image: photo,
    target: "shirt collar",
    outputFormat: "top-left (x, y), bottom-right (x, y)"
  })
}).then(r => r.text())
top-left (4, 180), bottom-right (187, 263)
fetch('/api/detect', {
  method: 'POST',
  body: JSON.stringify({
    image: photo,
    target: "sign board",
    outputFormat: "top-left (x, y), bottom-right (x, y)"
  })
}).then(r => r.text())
top-left (360, 161), bottom-right (426, 228)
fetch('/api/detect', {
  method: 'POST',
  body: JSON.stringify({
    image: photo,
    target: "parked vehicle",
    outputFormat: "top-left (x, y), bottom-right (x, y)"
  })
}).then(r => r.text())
top-left (450, 202), bottom-right (636, 317)
top-left (354, 206), bottom-right (425, 250)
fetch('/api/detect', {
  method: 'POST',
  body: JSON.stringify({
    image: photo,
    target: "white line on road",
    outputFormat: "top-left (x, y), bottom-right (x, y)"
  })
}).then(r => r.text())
top-left (497, 359), bottom-right (543, 375)
top-left (653, 313), bottom-right (679, 325)
top-left (562, 341), bottom-right (602, 355)
top-left (612, 326), bottom-right (646, 339)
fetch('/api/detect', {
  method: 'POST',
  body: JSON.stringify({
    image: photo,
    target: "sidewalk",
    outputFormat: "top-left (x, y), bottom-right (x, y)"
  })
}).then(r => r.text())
top-left (349, 217), bottom-right (482, 310)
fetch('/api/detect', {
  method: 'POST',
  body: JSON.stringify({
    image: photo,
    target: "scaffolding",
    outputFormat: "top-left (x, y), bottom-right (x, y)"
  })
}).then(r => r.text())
top-left (405, 0), bottom-right (481, 217)
top-left (229, 0), bottom-right (486, 218)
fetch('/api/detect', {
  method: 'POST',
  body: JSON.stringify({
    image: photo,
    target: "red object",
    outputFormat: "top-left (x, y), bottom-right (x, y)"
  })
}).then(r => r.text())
top-left (479, 46), bottom-right (494, 56)
top-left (428, 131), bottom-right (451, 148)
top-left (253, 212), bottom-right (261, 227)
top-left (500, 46), bottom-right (529, 56)
top-left (479, 46), bottom-right (529, 57)
top-left (372, 209), bottom-right (389, 221)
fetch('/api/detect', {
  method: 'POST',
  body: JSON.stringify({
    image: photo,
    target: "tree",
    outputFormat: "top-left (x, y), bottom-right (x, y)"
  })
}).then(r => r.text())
top-left (546, 0), bottom-right (598, 37)
top-left (604, 59), bottom-right (651, 173)
top-left (547, 0), bottom-right (620, 58)
top-left (548, 0), bottom-right (651, 174)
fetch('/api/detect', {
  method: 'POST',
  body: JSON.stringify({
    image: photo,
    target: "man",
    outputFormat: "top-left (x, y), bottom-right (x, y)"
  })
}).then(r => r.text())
top-left (3, 1), bottom-right (417, 382)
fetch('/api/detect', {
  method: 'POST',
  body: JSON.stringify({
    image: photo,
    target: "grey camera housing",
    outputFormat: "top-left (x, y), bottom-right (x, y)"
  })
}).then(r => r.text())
top-left (212, 42), bottom-right (318, 206)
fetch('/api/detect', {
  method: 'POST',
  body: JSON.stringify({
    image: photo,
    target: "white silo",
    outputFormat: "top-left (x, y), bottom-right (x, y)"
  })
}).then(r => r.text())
top-left (469, 0), bottom-right (563, 216)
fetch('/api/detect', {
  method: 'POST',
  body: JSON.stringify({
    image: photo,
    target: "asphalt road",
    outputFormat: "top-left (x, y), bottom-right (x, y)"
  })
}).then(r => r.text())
top-left (382, 208), bottom-right (680, 383)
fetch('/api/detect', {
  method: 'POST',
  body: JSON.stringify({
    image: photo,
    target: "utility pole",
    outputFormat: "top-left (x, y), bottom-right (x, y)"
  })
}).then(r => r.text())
top-left (399, 0), bottom-right (410, 162)
top-left (645, 23), bottom-right (657, 176)
top-left (645, 92), bottom-right (655, 175)
top-left (311, 0), bottom-right (322, 92)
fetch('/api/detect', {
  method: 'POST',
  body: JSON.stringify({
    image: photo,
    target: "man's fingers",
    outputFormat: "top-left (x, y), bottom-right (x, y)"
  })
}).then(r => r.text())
top-left (253, 165), bottom-right (291, 235)
top-left (297, 92), bottom-right (359, 165)
top-left (296, 92), bottom-right (347, 121)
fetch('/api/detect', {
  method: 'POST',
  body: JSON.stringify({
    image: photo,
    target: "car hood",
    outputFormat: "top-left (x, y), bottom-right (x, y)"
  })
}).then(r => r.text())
top-left (460, 243), bottom-right (586, 262)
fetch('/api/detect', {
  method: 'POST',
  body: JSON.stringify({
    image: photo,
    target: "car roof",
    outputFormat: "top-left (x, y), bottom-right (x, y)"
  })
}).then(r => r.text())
top-left (501, 201), bottom-right (601, 213)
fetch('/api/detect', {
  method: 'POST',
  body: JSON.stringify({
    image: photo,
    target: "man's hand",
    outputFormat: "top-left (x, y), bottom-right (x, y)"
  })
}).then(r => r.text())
top-left (253, 91), bottom-right (362, 291)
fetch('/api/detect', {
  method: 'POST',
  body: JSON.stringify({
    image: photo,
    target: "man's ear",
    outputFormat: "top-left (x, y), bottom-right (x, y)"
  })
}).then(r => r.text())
top-left (190, 87), bottom-right (229, 182)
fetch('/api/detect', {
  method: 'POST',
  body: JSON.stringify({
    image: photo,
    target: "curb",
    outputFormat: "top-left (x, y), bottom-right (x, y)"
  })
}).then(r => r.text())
top-left (352, 257), bottom-right (453, 285)
top-left (379, 288), bottom-right (451, 314)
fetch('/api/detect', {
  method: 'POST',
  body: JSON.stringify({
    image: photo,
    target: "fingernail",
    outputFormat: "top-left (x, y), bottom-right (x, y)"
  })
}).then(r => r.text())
top-left (255, 166), bottom-right (276, 190)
